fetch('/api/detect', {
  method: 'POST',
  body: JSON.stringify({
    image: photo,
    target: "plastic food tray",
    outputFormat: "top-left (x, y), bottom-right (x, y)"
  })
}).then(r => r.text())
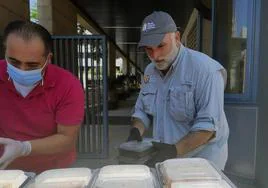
top-left (90, 165), bottom-right (161, 188)
top-left (119, 138), bottom-right (154, 152)
top-left (0, 170), bottom-right (35, 188)
top-left (155, 158), bottom-right (237, 188)
top-left (24, 168), bottom-right (93, 188)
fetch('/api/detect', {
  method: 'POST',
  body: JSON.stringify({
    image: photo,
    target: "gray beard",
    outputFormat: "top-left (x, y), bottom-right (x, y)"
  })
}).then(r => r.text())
top-left (153, 45), bottom-right (179, 70)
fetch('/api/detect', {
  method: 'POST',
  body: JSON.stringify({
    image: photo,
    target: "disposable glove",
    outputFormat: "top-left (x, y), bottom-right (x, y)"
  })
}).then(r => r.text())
top-left (145, 142), bottom-right (177, 167)
top-left (127, 127), bottom-right (142, 142)
top-left (0, 137), bottom-right (31, 169)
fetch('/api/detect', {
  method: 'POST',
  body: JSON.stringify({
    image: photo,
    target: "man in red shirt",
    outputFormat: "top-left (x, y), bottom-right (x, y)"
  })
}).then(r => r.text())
top-left (0, 20), bottom-right (85, 173)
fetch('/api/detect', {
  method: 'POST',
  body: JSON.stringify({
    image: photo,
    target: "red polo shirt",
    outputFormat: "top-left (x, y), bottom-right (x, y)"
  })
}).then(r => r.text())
top-left (0, 60), bottom-right (85, 173)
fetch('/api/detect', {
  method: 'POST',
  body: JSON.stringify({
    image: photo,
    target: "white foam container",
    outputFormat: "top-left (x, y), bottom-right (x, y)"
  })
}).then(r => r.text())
top-left (155, 158), bottom-right (236, 188)
top-left (28, 168), bottom-right (92, 188)
top-left (0, 170), bottom-right (32, 188)
top-left (90, 164), bottom-right (161, 188)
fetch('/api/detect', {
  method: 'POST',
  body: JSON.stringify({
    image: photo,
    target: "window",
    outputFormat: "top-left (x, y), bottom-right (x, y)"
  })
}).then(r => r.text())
top-left (213, 0), bottom-right (259, 103)
top-left (182, 9), bottom-right (201, 51)
top-left (29, 0), bottom-right (38, 23)
top-left (186, 19), bottom-right (199, 50)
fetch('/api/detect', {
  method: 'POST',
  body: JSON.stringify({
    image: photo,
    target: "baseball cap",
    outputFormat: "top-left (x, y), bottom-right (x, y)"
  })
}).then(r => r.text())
top-left (138, 11), bottom-right (177, 48)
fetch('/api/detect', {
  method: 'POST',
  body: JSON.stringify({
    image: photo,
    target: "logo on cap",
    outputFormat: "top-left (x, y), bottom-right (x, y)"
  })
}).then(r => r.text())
top-left (142, 22), bottom-right (156, 32)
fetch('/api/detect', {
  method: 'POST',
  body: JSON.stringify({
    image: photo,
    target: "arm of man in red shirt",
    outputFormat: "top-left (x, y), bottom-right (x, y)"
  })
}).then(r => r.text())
top-left (30, 124), bottom-right (80, 155)
top-left (0, 124), bottom-right (81, 169)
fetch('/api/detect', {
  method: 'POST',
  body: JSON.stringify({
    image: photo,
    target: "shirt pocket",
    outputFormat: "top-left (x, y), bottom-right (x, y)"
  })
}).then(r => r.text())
top-left (141, 85), bottom-right (157, 115)
top-left (168, 87), bottom-right (195, 122)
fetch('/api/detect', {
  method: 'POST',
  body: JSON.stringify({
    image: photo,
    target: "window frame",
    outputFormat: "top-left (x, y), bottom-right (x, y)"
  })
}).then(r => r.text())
top-left (211, 0), bottom-right (261, 104)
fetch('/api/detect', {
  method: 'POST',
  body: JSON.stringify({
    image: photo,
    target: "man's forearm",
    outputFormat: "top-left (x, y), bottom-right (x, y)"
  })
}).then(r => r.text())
top-left (132, 117), bottom-right (145, 136)
top-left (175, 130), bottom-right (215, 157)
top-left (30, 133), bottom-right (77, 155)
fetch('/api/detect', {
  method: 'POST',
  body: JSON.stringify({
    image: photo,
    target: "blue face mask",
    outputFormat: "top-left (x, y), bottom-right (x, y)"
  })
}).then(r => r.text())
top-left (6, 59), bottom-right (47, 86)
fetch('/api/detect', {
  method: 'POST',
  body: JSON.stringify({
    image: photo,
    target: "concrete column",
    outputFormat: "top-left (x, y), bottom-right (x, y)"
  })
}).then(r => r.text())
top-left (37, 0), bottom-right (53, 33)
top-left (108, 41), bottom-right (116, 79)
top-left (38, 0), bottom-right (77, 35)
top-left (122, 57), bottom-right (128, 75)
top-left (126, 46), bottom-right (130, 75)
top-left (0, 0), bottom-right (30, 34)
top-left (0, 0), bottom-right (30, 58)
top-left (126, 59), bottom-right (131, 75)
top-left (51, 0), bottom-right (77, 35)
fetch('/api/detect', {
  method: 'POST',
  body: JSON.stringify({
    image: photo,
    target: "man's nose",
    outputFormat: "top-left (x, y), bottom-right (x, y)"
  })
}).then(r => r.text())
top-left (150, 50), bottom-right (160, 60)
top-left (19, 65), bottom-right (29, 71)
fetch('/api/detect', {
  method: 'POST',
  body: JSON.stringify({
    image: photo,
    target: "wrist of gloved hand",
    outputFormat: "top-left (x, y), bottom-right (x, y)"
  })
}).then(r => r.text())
top-left (127, 127), bottom-right (142, 142)
top-left (20, 141), bottom-right (32, 156)
top-left (152, 142), bottom-right (177, 154)
top-left (152, 142), bottom-right (177, 158)
top-left (0, 138), bottom-right (32, 169)
top-left (145, 142), bottom-right (177, 167)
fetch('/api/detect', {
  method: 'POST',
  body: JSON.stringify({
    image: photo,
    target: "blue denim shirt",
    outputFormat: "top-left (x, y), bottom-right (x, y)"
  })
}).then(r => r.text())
top-left (132, 44), bottom-right (229, 170)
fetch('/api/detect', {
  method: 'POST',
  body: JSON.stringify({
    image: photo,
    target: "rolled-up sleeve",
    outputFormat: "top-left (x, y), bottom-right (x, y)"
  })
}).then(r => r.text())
top-left (131, 91), bottom-right (151, 129)
top-left (191, 70), bottom-right (225, 133)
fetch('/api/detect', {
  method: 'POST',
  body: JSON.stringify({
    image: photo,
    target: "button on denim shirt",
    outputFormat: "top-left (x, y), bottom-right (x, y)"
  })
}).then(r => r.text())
top-left (132, 44), bottom-right (229, 170)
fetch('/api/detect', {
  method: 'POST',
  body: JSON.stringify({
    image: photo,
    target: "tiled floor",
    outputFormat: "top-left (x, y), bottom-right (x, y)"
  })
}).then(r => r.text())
top-left (73, 125), bottom-right (129, 169)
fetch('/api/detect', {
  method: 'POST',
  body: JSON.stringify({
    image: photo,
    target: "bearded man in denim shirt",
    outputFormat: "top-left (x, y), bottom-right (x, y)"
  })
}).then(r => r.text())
top-left (127, 11), bottom-right (229, 170)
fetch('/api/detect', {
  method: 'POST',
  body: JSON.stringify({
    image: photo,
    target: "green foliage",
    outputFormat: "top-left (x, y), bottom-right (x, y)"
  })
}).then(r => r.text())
top-left (30, 0), bottom-right (38, 23)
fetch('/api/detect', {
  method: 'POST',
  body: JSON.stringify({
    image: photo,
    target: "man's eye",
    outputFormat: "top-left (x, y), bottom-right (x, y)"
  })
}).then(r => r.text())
top-left (10, 62), bottom-right (20, 68)
top-left (29, 65), bottom-right (39, 68)
top-left (26, 67), bottom-right (38, 71)
top-left (27, 64), bottom-right (40, 68)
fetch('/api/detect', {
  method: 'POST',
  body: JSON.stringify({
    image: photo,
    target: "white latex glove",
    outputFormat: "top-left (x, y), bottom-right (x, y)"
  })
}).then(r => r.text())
top-left (0, 137), bottom-right (31, 169)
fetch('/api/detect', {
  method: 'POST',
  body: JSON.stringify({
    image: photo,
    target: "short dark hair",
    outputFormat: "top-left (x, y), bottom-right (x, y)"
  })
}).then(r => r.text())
top-left (3, 20), bottom-right (52, 56)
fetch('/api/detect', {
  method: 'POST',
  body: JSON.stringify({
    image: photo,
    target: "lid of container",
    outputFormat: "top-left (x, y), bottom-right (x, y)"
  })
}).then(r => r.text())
top-left (171, 180), bottom-right (227, 188)
top-left (158, 158), bottom-right (221, 182)
top-left (92, 165), bottom-right (157, 188)
top-left (119, 138), bottom-right (155, 152)
top-left (34, 168), bottom-right (92, 187)
top-left (0, 170), bottom-right (28, 188)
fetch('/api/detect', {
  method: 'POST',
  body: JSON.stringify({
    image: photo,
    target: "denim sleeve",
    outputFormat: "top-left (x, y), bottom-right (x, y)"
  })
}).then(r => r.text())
top-left (131, 91), bottom-right (151, 129)
top-left (191, 70), bottom-right (225, 133)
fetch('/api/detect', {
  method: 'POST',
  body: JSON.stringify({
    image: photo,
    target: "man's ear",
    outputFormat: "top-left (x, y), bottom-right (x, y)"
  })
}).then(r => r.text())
top-left (175, 31), bottom-right (180, 46)
top-left (47, 52), bottom-right (53, 64)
